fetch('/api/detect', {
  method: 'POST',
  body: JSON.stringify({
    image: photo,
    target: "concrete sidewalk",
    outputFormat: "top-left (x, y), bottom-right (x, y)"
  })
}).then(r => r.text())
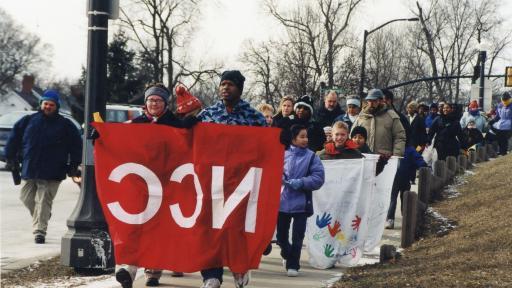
top-left (128, 215), bottom-right (403, 288)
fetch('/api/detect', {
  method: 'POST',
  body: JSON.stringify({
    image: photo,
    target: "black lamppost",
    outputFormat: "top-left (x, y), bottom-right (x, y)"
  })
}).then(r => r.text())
top-left (478, 42), bottom-right (489, 110)
top-left (358, 17), bottom-right (419, 99)
top-left (61, 0), bottom-right (117, 271)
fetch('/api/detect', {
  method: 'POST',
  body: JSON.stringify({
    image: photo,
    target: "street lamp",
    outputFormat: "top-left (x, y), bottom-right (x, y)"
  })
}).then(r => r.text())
top-left (61, 0), bottom-right (116, 271)
top-left (477, 40), bottom-right (490, 110)
top-left (358, 17), bottom-right (419, 99)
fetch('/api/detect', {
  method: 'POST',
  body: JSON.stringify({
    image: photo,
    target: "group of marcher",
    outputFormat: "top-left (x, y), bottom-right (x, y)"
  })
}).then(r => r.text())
top-left (5, 68), bottom-right (512, 288)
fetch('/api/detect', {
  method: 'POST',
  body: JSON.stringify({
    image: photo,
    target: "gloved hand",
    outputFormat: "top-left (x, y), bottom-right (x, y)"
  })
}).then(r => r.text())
top-left (88, 126), bottom-right (100, 140)
top-left (67, 166), bottom-right (81, 178)
top-left (285, 178), bottom-right (304, 190)
top-left (376, 154), bottom-right (390, 176)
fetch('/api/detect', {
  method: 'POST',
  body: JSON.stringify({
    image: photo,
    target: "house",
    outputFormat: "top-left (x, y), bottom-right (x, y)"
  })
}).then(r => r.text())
top-left (0, 75), bottom-right (42, 116)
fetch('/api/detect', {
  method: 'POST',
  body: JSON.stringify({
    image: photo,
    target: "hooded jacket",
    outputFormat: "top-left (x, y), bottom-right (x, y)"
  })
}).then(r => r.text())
top-left (317, 140), bottom-right (363, 160)
top-left (280, 145), bottom-right (325, 214)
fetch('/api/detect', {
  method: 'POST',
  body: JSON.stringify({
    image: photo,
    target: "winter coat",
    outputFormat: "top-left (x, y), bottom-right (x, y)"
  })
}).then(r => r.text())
top-left (459, 111), bottom-right (487, 132)
top-left (272, 113), bottom-right (295, 129)
top-left (409, 114), bottom-right (428, 148)
top-left (280, 145), bottom-right (325, 215)
top-left (396, 146), bottom-right (427, 189)
top-left (492, 102), bottom-right (512, 131)
top-left (333, 113), bottom-right (358, 131)
top-left (428, 113), bottom-right (467, 156)
top-left (317, 140), bottom-right (363, 160)
top-left (425, 113), bottom-right (438, 129)
top-left (463, 127), bottom-right (484, 148)
top-left (352, 105), bottom-right (406, 156)
top-left (315, 105), bottom-right (345, 129)
top-left (5, 111), bottom-right (82, 181)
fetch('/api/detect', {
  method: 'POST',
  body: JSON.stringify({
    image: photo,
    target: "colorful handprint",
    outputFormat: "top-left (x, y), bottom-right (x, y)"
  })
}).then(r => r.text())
top-left (328, 220), bottom-right (341, 237)
top-left (351, 215), bottom-right (361, 231)
top-left (316, 212), bottom-right (332, 228)
top-left (324, 244), bottom-right (335, 258)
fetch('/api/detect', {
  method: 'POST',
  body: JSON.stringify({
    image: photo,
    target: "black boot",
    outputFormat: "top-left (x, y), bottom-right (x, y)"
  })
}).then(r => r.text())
top-left (34, 235), bottom-right (45, 244)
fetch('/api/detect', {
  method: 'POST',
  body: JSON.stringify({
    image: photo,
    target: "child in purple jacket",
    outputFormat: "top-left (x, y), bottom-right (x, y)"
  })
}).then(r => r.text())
top-left (278, 124), bottom-right (325, 277)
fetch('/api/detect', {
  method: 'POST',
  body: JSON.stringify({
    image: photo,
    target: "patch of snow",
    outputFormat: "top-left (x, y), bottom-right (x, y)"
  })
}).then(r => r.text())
top-left (427, 207), bottom-right (457, 234)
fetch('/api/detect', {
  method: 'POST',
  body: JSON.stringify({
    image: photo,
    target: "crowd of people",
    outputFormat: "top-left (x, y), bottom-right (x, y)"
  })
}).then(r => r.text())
top-left (5, 68), bottom-right (512, 288)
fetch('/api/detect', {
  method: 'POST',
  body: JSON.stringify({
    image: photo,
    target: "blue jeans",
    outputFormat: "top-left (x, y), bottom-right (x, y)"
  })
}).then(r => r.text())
top-left (276, 212), bottom-right (307, 270)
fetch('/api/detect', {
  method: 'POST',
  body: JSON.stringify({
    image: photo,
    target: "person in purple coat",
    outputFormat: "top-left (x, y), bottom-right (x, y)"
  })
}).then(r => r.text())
top-left (278, 124), bottom-right (325, 277)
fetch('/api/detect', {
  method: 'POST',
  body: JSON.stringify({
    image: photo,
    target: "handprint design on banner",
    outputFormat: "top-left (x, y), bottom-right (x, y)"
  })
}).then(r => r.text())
top-left (316, 212), bottom-right (332, 229)
top-left (351, 215), bottom-right (361, 231)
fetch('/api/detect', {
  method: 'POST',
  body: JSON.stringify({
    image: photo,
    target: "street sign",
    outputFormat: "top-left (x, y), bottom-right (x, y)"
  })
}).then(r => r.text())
top-left (506, 66), bottom-right (512, 87)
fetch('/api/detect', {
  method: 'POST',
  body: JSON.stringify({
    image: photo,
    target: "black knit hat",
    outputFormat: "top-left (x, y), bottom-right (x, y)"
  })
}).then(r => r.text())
top-left (502, 91), bottom-right (511, 100)
top-left (350, 126), bottom-right (368, 140)
top-left (294, 95), bottom-right (314, 114)
top-left (220, 70), bottom-right (245, 92)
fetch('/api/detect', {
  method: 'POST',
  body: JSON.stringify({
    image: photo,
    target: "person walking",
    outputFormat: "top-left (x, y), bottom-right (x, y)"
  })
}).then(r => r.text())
top-left (278, 124), bottom-right (325, 277)
top-left (114, 83), bottom-right (199, 288)
top-left (5, 90), bottom-right (82, 244)
top-left (197, 70), bottom-right (267, 288)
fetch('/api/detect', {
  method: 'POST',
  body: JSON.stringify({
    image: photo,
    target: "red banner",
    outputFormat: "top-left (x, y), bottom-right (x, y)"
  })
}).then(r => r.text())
top-left (92, 122), bottom-right (284, 273)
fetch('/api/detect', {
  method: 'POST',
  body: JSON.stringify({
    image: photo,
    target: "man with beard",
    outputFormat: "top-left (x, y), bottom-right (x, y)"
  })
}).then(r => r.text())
top-left (352, 89), bottom-right (406, 157)
top-left (315, 91), bottom-right (345, 128)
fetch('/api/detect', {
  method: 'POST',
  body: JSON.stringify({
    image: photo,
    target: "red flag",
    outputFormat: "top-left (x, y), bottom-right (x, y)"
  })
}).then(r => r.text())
top-left (92, 122), bottom-right (284, 273)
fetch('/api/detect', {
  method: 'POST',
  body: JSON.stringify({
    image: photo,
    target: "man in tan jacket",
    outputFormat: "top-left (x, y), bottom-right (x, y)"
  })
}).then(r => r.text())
top-left (352, 89), bottom-right (406, 156)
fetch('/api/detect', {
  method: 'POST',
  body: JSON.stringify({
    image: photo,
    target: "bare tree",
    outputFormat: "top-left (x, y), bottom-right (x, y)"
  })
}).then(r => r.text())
top-left (266, 0), bottom-right (362, 89)
top-left (119, 0), bottom-right (221, 103)
top-left (0, 8), bottom-right (48, 94)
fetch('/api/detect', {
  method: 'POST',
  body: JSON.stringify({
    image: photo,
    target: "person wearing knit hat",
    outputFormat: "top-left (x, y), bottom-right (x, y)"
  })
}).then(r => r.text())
top-left (291, 95), bottom-right (326, 152)
top-left (350, 126), bottom-right (372, 153)
top-left (115, 83), bottom-right (199, 288)
top-left (220, 70), bottom-right (245, 93)
top-left (333, 96), bottom-right (361, 131)
top-left (40, 89), bottom-right (61, 108)
top-left (175, 84), bottom-right (202, 118)
top-left (5, 89), bottom-right (82, 245)
top-left (460, 100), bottom-right (486, 132)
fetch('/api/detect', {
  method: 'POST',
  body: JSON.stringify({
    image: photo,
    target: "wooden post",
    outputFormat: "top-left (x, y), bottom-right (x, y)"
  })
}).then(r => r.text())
top-left (446, 156), bottom-right (457, 178)
top-left (401, 191), bottom-right (418, 248)
top-left (417, 167), bottom-right (431, 204)
top-left (477, 146), bottom-right (487, 162)
top-left (469, 150), bottom-right (477, 164)
top-left (486, 144), bottom-right (496, 158)
top-left (457, 155), bottom-right (468, 172)
top-left (432, 160), bottom-right (447, 200)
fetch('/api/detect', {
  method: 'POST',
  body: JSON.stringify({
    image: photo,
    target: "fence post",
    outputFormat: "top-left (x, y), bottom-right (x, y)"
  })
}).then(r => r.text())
top-left (446, 156), bottom-right (457, 178)
top-left (417, 167), bottom-right (431, 204)
top-left (477, 146), bottom-right (488, 162)
top-left (457, 155), bottom-right (468, 172)
top-left (469, 150), bottom-right (477, 164)
top-left (486, 144), bottom-right (496, 158)
top-left (401, 191), bottom-right (418, 248)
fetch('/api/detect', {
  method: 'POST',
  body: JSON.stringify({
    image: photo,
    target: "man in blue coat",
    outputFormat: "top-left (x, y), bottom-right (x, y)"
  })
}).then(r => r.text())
top-left (5, 90), bottom-right (82, 244)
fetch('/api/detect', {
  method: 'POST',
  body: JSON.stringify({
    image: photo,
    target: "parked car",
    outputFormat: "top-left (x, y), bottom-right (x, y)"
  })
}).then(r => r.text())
top-left (106, 104), bottom-right (143, 122)
top-left (0, 111), bottom-right (81, 163)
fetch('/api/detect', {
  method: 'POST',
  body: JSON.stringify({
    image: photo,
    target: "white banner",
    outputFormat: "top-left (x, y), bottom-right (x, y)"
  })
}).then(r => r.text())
top-left (306, 155), bottom-right (398, 269)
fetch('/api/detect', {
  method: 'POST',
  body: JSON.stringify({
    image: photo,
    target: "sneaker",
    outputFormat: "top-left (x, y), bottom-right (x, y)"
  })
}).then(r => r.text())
top-left (145, 277), bottom-right (159, 286)
top-left (201, 278), bottom-right (221, 288)
top-left (171, 271), bottom-right (184, 277)
top-left (115, 268), bottom-right (133, 288)
top-left (233, 271), bottom-right (250, 288)
top-left (287, 269), bottom-right (299, 277)
top-left (34, 235), bottom-right (45, 244)
top-left (385, 219), bottom-right (394, 229)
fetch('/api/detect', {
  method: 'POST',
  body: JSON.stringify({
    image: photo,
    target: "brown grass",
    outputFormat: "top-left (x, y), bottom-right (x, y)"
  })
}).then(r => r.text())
top-left (335, 154), bottom-right (512, 288)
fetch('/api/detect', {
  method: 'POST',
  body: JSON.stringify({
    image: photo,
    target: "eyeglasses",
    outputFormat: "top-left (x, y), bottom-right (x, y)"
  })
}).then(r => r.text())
top-left (147, 99), bottom-right (165, 104)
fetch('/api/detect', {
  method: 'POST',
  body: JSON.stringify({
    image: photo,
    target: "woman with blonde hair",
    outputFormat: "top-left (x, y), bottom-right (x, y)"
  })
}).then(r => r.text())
top-left (272, 95), bottom-right (295, 128)
top-left (257, 103), bottom-right (274, 126)
top-left (317, 121), bottom-right (362, 159)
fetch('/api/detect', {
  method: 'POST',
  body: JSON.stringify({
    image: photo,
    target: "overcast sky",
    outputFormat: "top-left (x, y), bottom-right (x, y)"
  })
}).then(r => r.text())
top-left (1, 0), bottom-right (511, 81)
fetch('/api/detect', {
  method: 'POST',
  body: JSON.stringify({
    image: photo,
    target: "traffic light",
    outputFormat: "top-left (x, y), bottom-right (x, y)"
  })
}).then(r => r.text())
top-left (506, 66), bottom-right (512, 87)
top-left (472, 65), bottom-right (480, 84)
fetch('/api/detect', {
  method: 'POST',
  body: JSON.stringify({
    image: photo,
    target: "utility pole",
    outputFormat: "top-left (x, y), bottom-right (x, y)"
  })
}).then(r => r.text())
top-left (61, 0), bottom-right (117, 271)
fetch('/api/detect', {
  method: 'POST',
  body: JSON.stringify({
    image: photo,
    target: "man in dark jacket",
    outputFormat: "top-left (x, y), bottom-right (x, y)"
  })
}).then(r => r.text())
top-left (406, 101), bottom-right (428, 150)
top-left (428, 103), bottom-right (467, 160)
top-left (5, 90), bottom-right (82, 244)
top-left (315, 91), bottom-right (345, 129)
